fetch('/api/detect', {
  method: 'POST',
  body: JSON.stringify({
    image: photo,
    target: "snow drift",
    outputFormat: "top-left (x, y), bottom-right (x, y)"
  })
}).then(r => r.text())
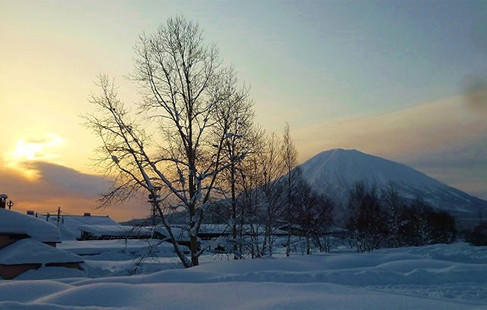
top-left (0, 242), bottom-right (486, 309)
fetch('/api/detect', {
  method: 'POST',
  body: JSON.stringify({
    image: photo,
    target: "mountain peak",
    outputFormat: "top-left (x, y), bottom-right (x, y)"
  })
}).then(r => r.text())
top-left (313, 148), bottom-right (361, 156)
top-left (308, 148), bottom-right (383, 165)
top-left (297, 149), bottom-right (487, 225)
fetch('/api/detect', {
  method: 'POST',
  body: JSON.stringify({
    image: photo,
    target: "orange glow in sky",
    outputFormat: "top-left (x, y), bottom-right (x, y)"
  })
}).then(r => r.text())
top-left (1, 1), bottom-right (486, 220)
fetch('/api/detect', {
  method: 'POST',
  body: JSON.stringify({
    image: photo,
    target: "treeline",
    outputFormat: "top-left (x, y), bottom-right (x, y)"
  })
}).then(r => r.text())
top-left (210, 126), bottom-right (334, 258)
top-left (346, 182), bottom-right (456, 252)
top-left (214, 176), bottom-right (457, 257)
top-left (465, 223), bottom-right (487, 246)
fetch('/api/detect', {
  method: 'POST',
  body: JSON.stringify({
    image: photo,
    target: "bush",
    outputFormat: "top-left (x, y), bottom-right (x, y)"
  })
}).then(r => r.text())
top-left (346, 183), bottom-right (457, 251)
top-left (398, 205), bottom-right (456, 246)
top-left (466, 223), bottom-right (487, 246)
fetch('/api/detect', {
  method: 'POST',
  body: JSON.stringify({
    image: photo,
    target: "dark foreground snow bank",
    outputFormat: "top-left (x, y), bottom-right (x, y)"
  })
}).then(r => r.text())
top-left (0, 242), bottom-right (486, 310)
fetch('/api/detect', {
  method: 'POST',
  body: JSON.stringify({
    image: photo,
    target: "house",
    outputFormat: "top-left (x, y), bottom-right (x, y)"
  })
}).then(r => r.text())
top-left (44, 214), bottom-right (121, 240)
top-left (0, 239), bottom-right (83, 279)
top-left (154, 225), bottom-right (194, 248)
top-left (0, 209), bottom-right (83, 279)
top-left (0, 208), bottom-right (60, 248)
top-left (78, 224), bottom-right (152, 240)
top-left (197, 224), bottom-right (230, 240)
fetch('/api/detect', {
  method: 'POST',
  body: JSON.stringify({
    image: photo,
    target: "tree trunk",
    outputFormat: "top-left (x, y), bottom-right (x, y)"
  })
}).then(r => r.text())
top-left (231, 161), bottom-right (238, 258)
top-left (306, 232), bottom-right (310, 255)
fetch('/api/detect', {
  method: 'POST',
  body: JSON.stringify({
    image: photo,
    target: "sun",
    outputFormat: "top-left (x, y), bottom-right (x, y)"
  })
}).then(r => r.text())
top-left (6, 133), bottom-right (64, 179)
top-left (10, 134), bottom-right (64, 162)
top-left (11, 140), bottom-right (44, 161)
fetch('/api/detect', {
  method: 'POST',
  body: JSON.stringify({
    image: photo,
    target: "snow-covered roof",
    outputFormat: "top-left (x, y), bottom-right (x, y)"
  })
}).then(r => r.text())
top-left (155, 225), bottom-right (191, 241)
top-left (46, 215), bottom-right (120, 240)
top-left (0, 209), bottom-right (60, 243)
top-left (79, 225), bottom-right (151, 238)
top-left (198, 224), bottom-right (230, 234)
top-left (0, 238), bottom-right (82, 265)
top-left (198, 224), bottom-right (286, 235)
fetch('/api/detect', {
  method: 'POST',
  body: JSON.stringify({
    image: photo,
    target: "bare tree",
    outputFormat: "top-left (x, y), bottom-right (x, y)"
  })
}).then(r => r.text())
top-left (281, 122), bottom-right (297, 256)
top-left (86, 17), bottom-right (251, 267)
top-left (346, 182), bottom-right (388, 252)
top-left (257, 132), bottom-right (286, 256)
top-left (291, 175), bottom-right (334, 255)
top-left (213, 91), bottom-right (255, 258)
top-left (233, 128), bottom-right (266, 258)
top-left (381, 182), bottom-right (402, 248)
top-left (86, 76), bottom-right (192, 266)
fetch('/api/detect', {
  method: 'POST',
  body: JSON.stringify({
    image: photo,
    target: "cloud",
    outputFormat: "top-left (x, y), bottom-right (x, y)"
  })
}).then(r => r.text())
top-left (22, 161), bottom-right (110, 197)
top-left (294, 96), bottom-right (487, 199)
top-left (0, 161), bottom-right (146, 221)
top-left (25, 135), bottom-right (61, 144)
top-left (295, 96), bottom-right (486, 160)
top-left (464, 76), bottom-right (487, 115)
top-left (406, 140), bottom-right (487, 200)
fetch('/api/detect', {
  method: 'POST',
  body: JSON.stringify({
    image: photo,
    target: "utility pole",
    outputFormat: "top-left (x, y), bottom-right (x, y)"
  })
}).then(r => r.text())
top-left (148, 186), bottom-right (162, 226)
top-left (57, 207), bottom-right (61, 226)
top-left (0, 194), bottom-right (8, 209)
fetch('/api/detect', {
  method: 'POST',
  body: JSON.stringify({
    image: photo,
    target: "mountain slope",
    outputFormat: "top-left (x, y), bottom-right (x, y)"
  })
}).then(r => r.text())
top-left (298, 149), bottom-right (487, 224)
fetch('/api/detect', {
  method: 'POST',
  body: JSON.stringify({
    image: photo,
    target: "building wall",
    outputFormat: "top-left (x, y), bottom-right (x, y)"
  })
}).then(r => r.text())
top-left (45, 242), bottom-right (57, 247)
top-left (0, 262), bottom-right (82, 279)
top-left (0, 235), bottom-right (57, 248)
top-left (0, 234), bottom-right (28, 249)
top-left (0, 263), bottom-right (41, 279)
top-left (45, 262), bottom-right (82, 270)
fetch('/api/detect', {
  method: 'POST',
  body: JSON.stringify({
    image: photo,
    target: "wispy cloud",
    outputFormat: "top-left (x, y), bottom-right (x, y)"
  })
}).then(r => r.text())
top-left (21, 161), bottom-right (110, 197)
top-left (464, 76), bottom-right (487, 115)
top-left (0, 161), bottom-right (145, 220)
top-left (407, 140), bottom-right (487, 199)
top-left (295, 96), bottom-right (486, 160)
top-left (294, 96), bottom-right (487, 199)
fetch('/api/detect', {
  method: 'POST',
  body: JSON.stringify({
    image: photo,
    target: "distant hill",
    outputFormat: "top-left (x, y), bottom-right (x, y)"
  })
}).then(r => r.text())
top-left (297, 149), bottom-right (487, 226)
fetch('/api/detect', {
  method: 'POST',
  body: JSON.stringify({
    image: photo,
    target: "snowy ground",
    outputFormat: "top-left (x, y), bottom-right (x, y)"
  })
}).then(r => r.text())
top-left (0, 241), bottom-right (486, 309)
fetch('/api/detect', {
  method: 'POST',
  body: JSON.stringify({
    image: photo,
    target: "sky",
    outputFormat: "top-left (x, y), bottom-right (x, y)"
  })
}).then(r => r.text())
top-left (1, 0), bottom-right (486, 220)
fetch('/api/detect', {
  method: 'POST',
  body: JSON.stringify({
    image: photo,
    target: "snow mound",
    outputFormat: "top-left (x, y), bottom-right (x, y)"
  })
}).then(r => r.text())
top-left (0, 239), bottom-right (83, 265)
top-left (15, 266), bottom-right (87, 280)
top-left (1, 242), bottom-right (486, 309)
top-left (25, 282), bottom-right (484, 310)
top-left (0, 280), bottom-right (72, 302)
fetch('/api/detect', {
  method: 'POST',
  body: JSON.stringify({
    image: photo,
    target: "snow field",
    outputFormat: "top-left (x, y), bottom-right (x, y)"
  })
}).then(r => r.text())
top-left (0, 242), bottom-right (485, 309)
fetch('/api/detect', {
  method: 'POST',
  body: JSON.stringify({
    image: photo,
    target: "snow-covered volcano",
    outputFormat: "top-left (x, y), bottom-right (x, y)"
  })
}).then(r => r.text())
top-left (298, 149), bottom-right (487, 224)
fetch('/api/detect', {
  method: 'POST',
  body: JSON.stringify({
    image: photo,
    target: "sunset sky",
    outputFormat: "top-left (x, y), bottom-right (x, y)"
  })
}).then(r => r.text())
top-left (1, 0), bottom-right (486, 220)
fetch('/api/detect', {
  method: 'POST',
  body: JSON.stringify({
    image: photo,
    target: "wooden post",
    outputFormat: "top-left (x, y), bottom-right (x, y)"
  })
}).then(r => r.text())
top-left (57, 207), bottom-right (61, 226)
